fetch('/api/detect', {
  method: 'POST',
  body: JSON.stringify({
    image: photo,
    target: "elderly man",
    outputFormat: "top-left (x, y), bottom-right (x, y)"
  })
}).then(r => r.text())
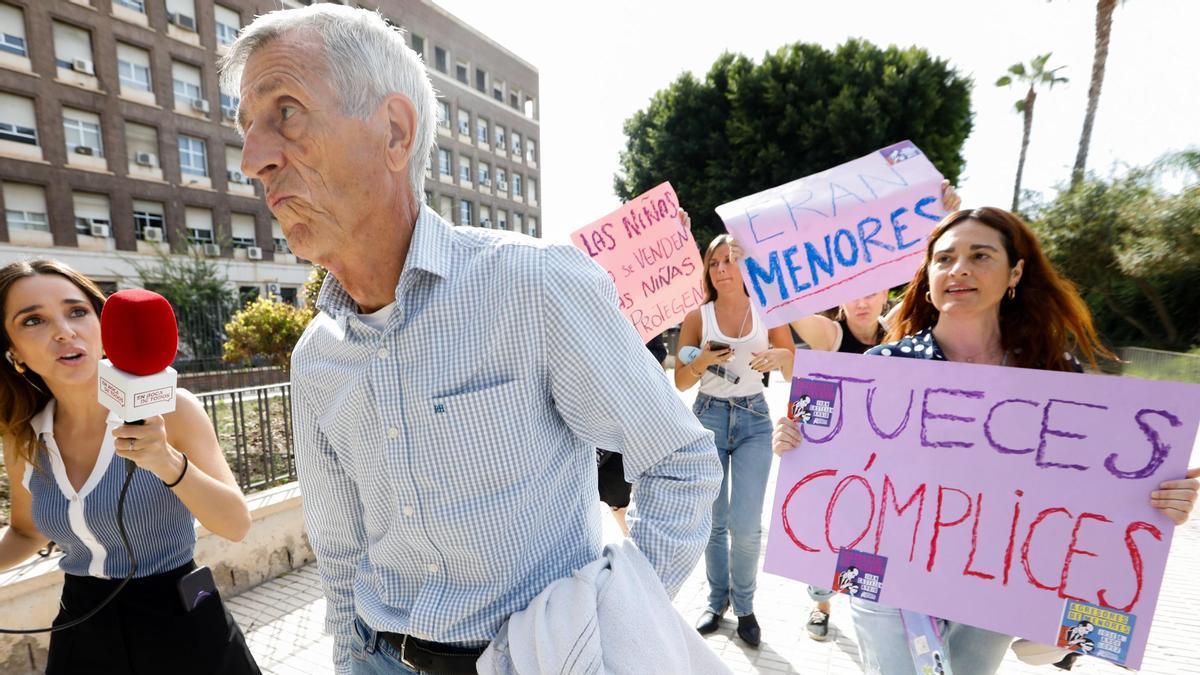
top-left (221, 6), bottom-right (721, 674)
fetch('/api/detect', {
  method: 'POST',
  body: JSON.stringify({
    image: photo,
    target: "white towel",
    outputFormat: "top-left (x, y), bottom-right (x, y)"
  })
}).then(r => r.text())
top-left (477, 540), bottom-right (730, 675)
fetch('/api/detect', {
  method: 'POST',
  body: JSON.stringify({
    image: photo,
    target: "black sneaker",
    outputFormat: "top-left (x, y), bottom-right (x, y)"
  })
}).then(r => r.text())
top-left (806, 608), bottom-right (830, 641)
top-left (736, 613), bottom-right (761, 647)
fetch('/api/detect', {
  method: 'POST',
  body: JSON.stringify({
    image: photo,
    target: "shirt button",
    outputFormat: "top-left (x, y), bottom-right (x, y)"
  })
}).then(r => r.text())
top-left (402, 505), bottom-right (415, 517)
top-left (387, 427), bottom-right (399, 439)
top-left (377, 348), bottom-right (389, 359)
top-left (427, 563), bottom-right (439, 574)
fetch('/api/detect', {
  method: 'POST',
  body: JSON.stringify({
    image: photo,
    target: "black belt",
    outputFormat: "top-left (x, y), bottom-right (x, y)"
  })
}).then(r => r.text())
top-left (377, 632), bottom-right (484, 674)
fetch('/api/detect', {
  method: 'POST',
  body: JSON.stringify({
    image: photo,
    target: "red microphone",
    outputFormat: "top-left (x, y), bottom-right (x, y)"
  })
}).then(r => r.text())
top-left (97, 289), bottom-right (180, 422)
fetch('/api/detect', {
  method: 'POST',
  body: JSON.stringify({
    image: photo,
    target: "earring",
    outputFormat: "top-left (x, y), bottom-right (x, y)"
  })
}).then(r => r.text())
top-left (924, 291), bottom-right (932, 304)
top-left (5, 351), bottom-right (25, 374)
top-left (1007, 286), bottom-right (1017, 300)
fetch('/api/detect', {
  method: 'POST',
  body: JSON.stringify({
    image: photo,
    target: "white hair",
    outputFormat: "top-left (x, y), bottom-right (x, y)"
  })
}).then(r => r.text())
top-left (218, 4), bottom-right (436, 211)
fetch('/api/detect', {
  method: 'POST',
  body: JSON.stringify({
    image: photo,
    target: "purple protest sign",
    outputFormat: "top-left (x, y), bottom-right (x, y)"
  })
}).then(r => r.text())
top-left (715, 141), bottom-right (946, 328)
top-left (764, 350), bottom-right (1200, 670)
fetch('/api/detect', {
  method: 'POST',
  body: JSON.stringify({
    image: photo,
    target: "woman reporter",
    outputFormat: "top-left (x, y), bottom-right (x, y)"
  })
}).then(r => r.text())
top-left (0, 259), bottom-right (260, 674)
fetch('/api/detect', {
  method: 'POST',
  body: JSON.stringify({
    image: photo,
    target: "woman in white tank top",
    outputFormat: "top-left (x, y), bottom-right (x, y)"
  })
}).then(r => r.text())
top-left (674, 233), bottom-right (794, 647)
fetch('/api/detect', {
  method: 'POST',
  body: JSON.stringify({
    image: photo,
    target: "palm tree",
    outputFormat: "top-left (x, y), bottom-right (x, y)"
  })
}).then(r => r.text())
top-left (1071, 0), bottom-right (1122, 187)
top-left (996, 53), bottom-right (1068, 211)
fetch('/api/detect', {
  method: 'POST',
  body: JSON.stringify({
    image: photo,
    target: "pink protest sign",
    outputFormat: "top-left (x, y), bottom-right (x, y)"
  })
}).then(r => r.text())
top-left (765, 350), bottom-right (1200, 670)
top-left (570, 182), bottom-right (704, 341)
top-left (715, 141), bottom-right (946, 328)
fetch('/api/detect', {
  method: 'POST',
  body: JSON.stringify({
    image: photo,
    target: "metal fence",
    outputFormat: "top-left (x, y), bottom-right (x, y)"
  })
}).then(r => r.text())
top-left (1118, 346), bottom-right (1200, 384)
top-left (198, 382), bottom-right (296, 492)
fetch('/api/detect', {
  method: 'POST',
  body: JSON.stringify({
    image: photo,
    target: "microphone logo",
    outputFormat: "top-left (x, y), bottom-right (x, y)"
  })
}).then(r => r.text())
top-left (99, 377), bottom-right (126, 406)
top-left (134, 386), bottom-right (174, 408)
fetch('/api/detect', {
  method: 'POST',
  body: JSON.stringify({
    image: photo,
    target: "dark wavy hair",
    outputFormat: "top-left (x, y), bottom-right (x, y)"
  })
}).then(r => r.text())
top-left (887, 207), bottom-right (1115, 371)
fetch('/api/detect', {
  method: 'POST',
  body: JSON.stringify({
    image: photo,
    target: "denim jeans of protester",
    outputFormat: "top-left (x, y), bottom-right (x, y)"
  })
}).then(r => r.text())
top-left (850, 599), bottom-right (1012, 675)
top-left (693, 392), bottom-right (773, 618)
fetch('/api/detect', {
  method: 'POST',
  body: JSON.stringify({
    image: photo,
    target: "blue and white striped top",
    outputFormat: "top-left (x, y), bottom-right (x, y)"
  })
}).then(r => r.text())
top-left (23, 400), bottom-right (195, 578)
top-left (292, 205), bottom-right (721, 672)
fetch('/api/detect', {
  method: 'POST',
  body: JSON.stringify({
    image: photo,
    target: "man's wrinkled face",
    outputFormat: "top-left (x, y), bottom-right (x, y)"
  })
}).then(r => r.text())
top-left (237, 31), bottom-right (391, 267)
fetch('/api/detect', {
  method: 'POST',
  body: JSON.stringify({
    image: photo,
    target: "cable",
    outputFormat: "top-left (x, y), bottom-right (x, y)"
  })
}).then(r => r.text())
top-left (0, 460), bottom-right (139, 634)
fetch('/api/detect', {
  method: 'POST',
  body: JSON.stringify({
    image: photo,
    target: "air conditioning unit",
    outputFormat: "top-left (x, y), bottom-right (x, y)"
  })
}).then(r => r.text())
top-left (246, 246), bottom-right (264, 260)
top-left (221, 106), bottom-right (237, 122)
top-left (266, 283), bottom-right (281, 296)
top-left (134, 152), bottom-right (156, 167)
top-left (143, 226), bottom-right (164, 242)
top-left (190, 99), bottom-right (210, 114)
top-left (168, 12), bottom-right (197, 31)
top-left (74, 146), bottom-right (95, 156)
top-left (497, 180), bottom-right (508, 191)
top-left (72, 59), bottom-right (95, 75)
top-left (89, 223), bottom-right (110, 238)
top-left (227, 169), bottom-right (246, 184)
top-left (480, 218), bottom-right (491, 227)
top-left (203, 243), bottom-right (221, 257)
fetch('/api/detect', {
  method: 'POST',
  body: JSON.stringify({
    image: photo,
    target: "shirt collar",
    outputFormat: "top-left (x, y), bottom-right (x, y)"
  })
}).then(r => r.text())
top-left (315, 204), bottom-right (456, 318)
top-left (28, 399), bottom-right (122, 440)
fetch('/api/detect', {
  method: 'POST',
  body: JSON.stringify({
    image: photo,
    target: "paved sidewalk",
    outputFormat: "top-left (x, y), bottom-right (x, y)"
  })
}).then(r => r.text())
top-left (233, 379), bottom-right (1200, 674)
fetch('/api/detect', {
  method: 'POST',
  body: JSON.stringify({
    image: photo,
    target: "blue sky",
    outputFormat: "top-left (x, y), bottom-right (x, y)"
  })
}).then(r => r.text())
top-left (435, 0), bottom-right (1200, 241)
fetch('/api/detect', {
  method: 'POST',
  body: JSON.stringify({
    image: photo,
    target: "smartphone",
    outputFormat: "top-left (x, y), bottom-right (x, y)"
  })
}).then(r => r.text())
top-left (708, 340), bottom-right (731, 352)
top-left (177, 565), bottom-right (217, 612)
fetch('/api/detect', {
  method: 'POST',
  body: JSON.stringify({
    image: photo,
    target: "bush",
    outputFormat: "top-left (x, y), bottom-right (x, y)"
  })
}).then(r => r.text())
top-left (223, 297), bottom-right (313, 371)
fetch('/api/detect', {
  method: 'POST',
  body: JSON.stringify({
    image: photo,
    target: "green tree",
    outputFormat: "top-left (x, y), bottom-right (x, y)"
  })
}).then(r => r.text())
top-left (996, 53), bottom-right (1068, 212)
top-left (1032, 150), bottom-right (1200, 348)
top-left (302, 265), bottom-right (329, 310)
top-left (614, 39), bottom-right (974, 247)
top-left (1072, 0), bottom-right (1124, 185)
top-left (223, 297), bottom-right (314, 371)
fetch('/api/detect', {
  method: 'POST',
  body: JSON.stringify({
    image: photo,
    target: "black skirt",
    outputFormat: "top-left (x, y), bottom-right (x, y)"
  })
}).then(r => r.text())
top-left (46, 561), bottom-right (260, 675)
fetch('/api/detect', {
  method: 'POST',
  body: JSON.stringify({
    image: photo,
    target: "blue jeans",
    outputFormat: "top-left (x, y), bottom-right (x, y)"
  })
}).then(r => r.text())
top-left (850, 599), bottom-right (1012, 675)
top-left (694, 392), bottom-right (773, 617)
top-left (349, 617), bottom-right (420, 675)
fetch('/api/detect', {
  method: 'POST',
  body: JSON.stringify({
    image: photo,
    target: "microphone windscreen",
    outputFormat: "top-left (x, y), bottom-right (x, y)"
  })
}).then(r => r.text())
top-left (101, 289), bottom-right (179, 376)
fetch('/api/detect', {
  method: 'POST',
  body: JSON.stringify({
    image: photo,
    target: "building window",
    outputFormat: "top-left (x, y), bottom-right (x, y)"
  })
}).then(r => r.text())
top-left (6, 208), bottom-right (47, 231)
top-left (437, 100), bottom-right (450, 129)
top-left (496, 167), bottom-right (507, 192)
top-left (410, 34), bottom-right (424, 58)
top-left (474, 68), bottom-right (486, 93)
top-left (492, 83), bottom-right (504, 102)
top-left (188, 227), bottom-right (214, 244)
top-left (214, 5), bottom-right (240, 47)
top-left (512, 174), bottom-right (522, 198)
top-left (178, 134), bottom-right (208, 176)
top-left (0, 92), bottom-right (37, 144)
top-left (63, 113), bottom-right (103, 156)
top-left (434, 46), bottom-right (447, 73)
top-left (459, 199), bottom-right (472, 226)
top-left (528, 178), bottom-right (537, 203)
top-left (476, 117), bottom-right (488, 144)
top-left (172, 61), bottom-right (204, 107)
top-left (231, 213), bottom-right (256, 248)
top-left (53, 22), bottom-right (93, 72)
top-left (133, 209), bottom-right (164, 239)
top-left (220, 91), bottom-right (239, 120)
top-left (478, 162), bottom-right (490, 186)
top-left (526, 139), bottom-right (537, 164)
top-left (117, 44), bottom-right (152, 92)
top-left (0, 3), bottom-right (27, 57)
top-left (512, 132), bottom-right (522, 157)
top-left (494, 125), bottom-right (505, 150)
top-left (529, 216), bottom-right (538, 237)
top-left (513, 212), bottom-right (523, 233)
top-left (509, 92), bottom-right (519, 109)
top-left (455, 62), bottom-right (468, 85)
top-left (457, 108), bottom-right (470, 136)
top-left (114, 0), bottom-right (145, 12)
top-left (497, 209), bottom-right (507, 230)
top-left (438, 148), bottom-right (451, 176)
top-left (458, 156), bottom-right (471, 183)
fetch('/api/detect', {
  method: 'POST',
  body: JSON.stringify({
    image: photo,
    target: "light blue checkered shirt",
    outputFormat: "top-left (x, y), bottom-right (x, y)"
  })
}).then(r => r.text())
top-left (291, 205), bottom-right (721, 672)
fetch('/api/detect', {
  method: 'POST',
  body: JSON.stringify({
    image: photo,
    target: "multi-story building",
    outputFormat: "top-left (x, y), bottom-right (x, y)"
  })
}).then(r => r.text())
top-left (0, 0), bottom-right (540, 303)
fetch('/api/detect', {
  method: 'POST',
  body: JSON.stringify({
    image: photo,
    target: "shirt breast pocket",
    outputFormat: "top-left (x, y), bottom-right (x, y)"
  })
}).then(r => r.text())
top-left (419, 378), bottom-right (539, 492)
